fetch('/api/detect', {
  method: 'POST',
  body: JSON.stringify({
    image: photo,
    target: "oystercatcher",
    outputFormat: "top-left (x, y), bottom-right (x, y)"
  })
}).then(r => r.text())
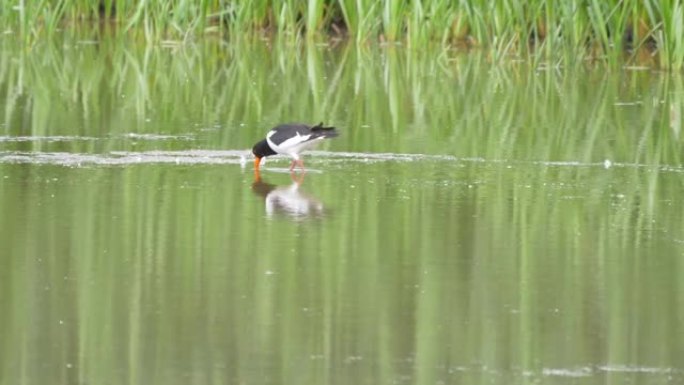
top-left (252, 122), bottom-right (339, 172)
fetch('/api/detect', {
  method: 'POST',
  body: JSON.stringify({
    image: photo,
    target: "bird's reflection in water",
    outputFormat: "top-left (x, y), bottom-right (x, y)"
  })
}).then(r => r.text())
top-left (251, 171), bottom-right (326, 220)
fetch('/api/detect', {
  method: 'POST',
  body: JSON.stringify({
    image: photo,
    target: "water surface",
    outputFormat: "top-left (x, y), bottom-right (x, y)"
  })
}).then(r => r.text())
top-left (1, 36), bottom-right (683, 385)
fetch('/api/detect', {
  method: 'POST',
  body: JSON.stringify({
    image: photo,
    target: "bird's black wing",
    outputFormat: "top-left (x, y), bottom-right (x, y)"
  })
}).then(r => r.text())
top-left (310, 122), bottom-right (339, 138)
top-left (268, 123), bottom-right (338, 145)
top-left (268, 124), bottom-right (312, 146)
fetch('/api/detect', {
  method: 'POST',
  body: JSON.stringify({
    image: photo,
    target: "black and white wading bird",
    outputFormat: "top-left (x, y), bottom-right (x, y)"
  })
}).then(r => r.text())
top-left (252, 122), bottom-right (339, 172)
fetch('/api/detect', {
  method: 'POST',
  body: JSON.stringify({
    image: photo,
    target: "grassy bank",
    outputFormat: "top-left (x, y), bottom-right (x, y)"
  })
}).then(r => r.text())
top-left (0, 1), bottom-right (682, 68)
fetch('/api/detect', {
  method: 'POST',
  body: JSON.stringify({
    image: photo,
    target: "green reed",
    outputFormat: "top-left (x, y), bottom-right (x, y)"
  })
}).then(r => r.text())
top-left (1, 0), bottom-right (684, 68)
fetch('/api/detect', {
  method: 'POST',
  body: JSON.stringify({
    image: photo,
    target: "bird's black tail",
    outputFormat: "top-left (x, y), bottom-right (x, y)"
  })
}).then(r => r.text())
top-left (311, 122), bottom-right (339, 138)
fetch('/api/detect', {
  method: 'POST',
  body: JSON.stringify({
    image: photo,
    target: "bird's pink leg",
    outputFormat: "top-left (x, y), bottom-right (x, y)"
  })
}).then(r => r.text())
top-left (289, 159), bottom-right (306, 173)
top-left (290, 171), bottom-right (305, 184)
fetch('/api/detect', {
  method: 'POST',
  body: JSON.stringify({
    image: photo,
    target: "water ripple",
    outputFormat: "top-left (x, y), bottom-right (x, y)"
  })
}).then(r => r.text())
top-left (0, 133), bottom-right (195, 142)
top-left (0, 135), bottom-right (99, 142)
top-left (0, 150), bottom-right (682, 174)
top-left (0, 150), bottom-right (247, 166)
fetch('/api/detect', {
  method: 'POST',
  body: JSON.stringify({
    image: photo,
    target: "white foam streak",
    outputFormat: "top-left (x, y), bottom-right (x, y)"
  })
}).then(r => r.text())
top-left (0, 136), bottom-right (99, 142)
top-left (0, 150), bottom-right (683, 174)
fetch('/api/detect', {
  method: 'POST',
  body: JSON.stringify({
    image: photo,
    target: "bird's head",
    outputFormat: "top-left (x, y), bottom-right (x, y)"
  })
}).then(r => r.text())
top-left (252, 139), bottom-right (275, 170)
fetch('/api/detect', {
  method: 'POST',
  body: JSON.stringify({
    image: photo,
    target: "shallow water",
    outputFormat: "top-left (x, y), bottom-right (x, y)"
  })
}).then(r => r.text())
top-left (1, 36), bottom-right (683, 385)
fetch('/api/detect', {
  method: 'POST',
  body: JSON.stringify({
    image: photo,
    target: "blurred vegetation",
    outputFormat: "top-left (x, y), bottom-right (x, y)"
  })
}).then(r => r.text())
top-left (1, 1), bottom-right (684, 68)
top-left (1, 35), bottom-right (683, 165)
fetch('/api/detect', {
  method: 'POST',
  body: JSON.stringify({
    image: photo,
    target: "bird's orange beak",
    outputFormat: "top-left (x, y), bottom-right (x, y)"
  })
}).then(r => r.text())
top-left (253, 157), bottom-right (262, 181)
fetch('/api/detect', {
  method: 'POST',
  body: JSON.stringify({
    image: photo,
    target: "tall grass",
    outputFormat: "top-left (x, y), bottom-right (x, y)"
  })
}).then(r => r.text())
top-left (1, 1), bottom-right (684, 68)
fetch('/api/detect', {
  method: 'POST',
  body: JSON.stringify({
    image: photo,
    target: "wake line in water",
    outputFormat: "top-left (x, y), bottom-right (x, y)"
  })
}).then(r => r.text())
top-left (0, 133), bottom-right (195, 142)
top-left (0, 150), bottom-right (465, 167)
top-left (0, 135), bottom-right (100, 142)
top-left (541, 365), bottom-right (680, 378)
top-left (0, 150), bottom-right (246, 166)
top-left (0, 150), bottom-right (682, 173)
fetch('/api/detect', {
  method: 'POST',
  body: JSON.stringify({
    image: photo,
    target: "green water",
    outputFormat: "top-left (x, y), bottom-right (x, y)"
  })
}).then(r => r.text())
top-left (1, 36), bottom-right (683, 385)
